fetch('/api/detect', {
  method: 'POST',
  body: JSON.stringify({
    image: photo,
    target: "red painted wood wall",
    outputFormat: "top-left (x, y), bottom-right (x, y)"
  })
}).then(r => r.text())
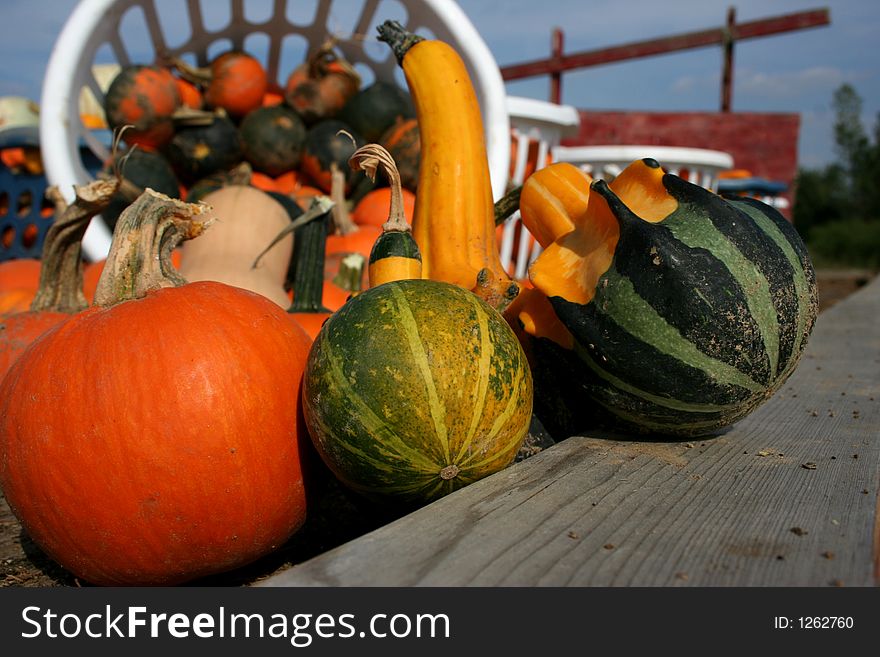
top-left (563, 110), bottom-right (800, 218)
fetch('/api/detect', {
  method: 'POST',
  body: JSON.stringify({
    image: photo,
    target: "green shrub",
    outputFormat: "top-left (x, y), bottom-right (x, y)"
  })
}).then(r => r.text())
top-left (807, 219), bottom-right (880, 269)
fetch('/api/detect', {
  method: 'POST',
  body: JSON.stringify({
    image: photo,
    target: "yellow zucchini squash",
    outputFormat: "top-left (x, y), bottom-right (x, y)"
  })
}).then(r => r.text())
top-left (377, 21), bottom-right (516, 308)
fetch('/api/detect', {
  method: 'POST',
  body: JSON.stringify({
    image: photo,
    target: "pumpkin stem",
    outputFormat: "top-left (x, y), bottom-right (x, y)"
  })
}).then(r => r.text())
top-left (329, 161), bottom-right (359, 236)
top-left (494, 185), bottom-right (522, 226)
top-left (30, 180), bottom-right (118, 314)
top-left (332, 252), bottom-right (366, 293)
top-left (166, 54), bottom-right (213, 86)
top-left (46, 183), bottom-right (68, 215)
top-left (348, 143), bottom-right (409, 233)
top-left (252, 195), bottom-right (334, 270)
top-left (171, 105), bottom-right (220, 127)
top-left (307, 37), bottom-right (362, 87)
top-left (289, 198), bottom-right (335, 313)
top-left (93, 189), bottom-right (212, 307)
top-left (307, 38), bottom-right (337, 78)
top-left (473, 268), bottom-right (522, 315)
top-left (376, 20), bottom-right (425, 64)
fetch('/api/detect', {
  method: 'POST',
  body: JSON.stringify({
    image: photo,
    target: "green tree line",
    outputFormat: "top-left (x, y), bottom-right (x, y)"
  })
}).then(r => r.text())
top-left (793, 83), bottom-right (880, 268)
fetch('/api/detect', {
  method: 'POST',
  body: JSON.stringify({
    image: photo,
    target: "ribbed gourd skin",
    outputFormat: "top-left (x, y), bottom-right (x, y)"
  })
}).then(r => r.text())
top-left (551, 173), bottom-right (818, 438)
top-left (303, 279), bottom-right (533, 505)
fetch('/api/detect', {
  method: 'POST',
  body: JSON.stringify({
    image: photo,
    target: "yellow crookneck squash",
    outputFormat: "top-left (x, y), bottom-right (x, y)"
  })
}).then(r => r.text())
top-left (377, 20), bottom-right (518, 311)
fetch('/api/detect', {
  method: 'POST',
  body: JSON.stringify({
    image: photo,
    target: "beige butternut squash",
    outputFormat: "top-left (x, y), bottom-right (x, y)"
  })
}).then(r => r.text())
top-left (177, 185), bottom-right (292, 308)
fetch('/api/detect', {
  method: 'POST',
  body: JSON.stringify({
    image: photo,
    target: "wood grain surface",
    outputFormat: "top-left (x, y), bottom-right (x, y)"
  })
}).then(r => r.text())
top-left (259, 275), bottom-right (880, 587)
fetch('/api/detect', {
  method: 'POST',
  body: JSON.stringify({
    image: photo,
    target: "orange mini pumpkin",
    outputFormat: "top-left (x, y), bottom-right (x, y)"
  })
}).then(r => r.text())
top-left (352, 186), bottom-right (415, 228)
top-left (204, 51), bottom-right (268, 118)
top-left (284, 40), bottom-right (361, 125)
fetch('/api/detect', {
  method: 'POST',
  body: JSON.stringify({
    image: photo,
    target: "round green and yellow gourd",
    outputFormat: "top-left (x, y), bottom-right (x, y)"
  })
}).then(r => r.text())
top-left (526, 158), bottom-right (819, 438)
top-left (302, 279), bottom-right (533, 505)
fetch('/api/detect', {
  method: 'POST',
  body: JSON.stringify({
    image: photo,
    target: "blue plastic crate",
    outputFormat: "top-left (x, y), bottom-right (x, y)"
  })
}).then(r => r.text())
top-left (0, 163), bottom-right (55, 261)
top-left (0, 148), bottom-right (104, 263)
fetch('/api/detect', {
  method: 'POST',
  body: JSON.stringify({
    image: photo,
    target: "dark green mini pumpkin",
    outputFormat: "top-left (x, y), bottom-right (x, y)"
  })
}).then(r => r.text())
top-left (239, 105), bottom-right (307, 176)
top-left (101, 148), bottom-right (180, 231)
top-left (302, 279), bottom-right (533, 506)
top-left (162, 113), bottom-right (243, 184)
top-left (526, 158), bottom-right (818, 438)
top-left (336, 80), bottom-right (415, 144)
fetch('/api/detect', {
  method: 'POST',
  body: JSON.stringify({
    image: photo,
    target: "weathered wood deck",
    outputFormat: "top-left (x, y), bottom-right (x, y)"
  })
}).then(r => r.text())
top-left (259, 275), bottom-right (880, 587)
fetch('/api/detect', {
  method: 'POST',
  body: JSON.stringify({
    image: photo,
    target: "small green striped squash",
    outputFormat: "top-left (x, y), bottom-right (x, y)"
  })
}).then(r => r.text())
top-left (531, 159), bottom-right (818, 438)
top-left (302, 279), bottom-right (533, 505)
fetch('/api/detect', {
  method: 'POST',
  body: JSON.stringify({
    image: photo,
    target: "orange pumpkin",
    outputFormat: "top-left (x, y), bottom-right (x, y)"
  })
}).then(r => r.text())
top-left (262, 83), bottom-right (285, 107)
top-left (352, 186), bottom-right (415, 228)
top-left (174, 77), bottom-right (203, 110)
top-left (0, 190), bottom-right (311, 586)
top-left (292, 183), bottom-right (325, 211)
top-left (0, 287), bottom-right (36, 315)
top-left (250, 170), bottom-right (300, 195)
top-left (284, 40), bottom-right (361, 125)
top-left (1, 178), bottom-right (117, 379)
top-left (0, 258), bottom-right (41, 299)
top-left (204, 51), bottom-right (268, 118)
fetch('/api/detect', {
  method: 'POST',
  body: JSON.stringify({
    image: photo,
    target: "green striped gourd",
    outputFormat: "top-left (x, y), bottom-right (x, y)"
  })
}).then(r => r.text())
top-left (302, 279), bottom-right (533, 505)
top-left (528, 158), bottom-right (818, 438)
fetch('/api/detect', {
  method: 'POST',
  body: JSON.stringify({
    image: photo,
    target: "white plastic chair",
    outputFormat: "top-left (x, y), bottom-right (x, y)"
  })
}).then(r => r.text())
top-left (552, 144), bottom-right (734, 192)
top-left (499, 96), bottom-right (580, 280)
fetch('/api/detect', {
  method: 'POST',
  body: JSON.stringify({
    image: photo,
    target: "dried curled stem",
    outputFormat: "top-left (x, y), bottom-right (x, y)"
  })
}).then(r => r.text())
top-left (164, 54), bottom-right (212, 86)
top-left (30, 179), bottom-right (119, 313)
top-left (93, 190), bottom-right (212, 308)
top-left (348, 143), bottom-right (409, 233)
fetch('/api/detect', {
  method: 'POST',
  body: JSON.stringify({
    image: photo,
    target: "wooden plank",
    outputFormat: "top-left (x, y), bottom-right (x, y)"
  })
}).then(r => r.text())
top-left (258, 274), bottom-right (880, 587)
top-left (499, 8), bottom-right (830, 81)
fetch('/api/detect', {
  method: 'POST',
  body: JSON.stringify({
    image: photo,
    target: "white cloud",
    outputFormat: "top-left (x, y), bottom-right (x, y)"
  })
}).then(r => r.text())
top-left (671, 76), bottom-right (697, 93)
top-left (736, 66), bottom-right (858, 100)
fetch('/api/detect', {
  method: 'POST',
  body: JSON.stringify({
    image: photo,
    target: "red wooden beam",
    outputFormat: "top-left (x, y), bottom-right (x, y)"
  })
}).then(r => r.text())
top-left (550, 27), bottom-right (564, 105)
top-left (721, 6), bottom-right (736, 112)
top-left (499, 8), bottom-right (830, 81)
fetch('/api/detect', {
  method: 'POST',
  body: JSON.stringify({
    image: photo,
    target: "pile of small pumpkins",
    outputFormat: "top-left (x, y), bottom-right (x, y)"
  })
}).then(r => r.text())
top-left (0, 21), bottom-right (818, 587)
top-left (94, 37), bottom-right (421, 318)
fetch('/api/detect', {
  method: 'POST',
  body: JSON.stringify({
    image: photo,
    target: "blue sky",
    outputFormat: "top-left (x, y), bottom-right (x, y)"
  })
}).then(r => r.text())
top-left (0, 0), bottom-right (876, 170)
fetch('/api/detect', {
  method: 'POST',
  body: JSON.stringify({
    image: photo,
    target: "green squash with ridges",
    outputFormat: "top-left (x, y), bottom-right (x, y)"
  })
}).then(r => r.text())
top-left (529, 158), bottom-right (818, 438)
top-left (303, 279), bottom-right (533, 505)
